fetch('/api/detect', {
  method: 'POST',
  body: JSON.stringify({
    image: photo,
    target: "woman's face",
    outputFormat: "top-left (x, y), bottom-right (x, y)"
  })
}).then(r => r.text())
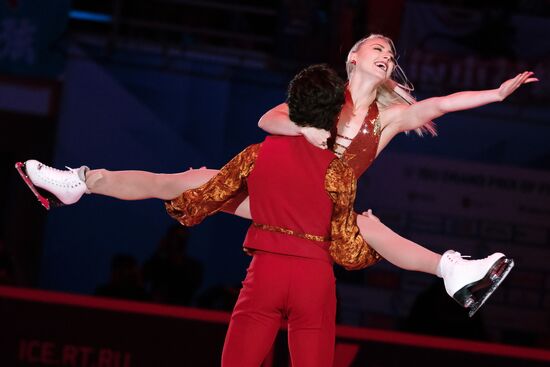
top-left (350, 37), bottom-right (396, 81)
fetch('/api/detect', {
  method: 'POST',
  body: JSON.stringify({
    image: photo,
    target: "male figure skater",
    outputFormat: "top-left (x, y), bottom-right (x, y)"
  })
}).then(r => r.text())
top-left (166, 64), bottom-right (377, 366)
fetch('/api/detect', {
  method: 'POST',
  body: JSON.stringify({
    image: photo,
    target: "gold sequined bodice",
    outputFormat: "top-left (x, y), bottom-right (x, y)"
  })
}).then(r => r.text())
top-left (333, 102), bottom-right (381, 179)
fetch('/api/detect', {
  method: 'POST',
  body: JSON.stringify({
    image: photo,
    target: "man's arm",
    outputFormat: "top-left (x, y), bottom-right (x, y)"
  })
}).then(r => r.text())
top-left (165, 144), bottom-right (260, 226)
top-left (325, 160), bottom-right (381, 270)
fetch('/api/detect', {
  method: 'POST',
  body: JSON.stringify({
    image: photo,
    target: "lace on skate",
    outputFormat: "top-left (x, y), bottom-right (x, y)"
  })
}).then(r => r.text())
top-left (446, 252), bottom-right (471, 262)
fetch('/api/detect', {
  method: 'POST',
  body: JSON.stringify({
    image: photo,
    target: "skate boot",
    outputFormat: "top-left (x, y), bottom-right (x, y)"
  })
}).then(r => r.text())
top-left (438, 250), bottom-right (514, 317)
top-left (15, 160), bottom-right (89, 210)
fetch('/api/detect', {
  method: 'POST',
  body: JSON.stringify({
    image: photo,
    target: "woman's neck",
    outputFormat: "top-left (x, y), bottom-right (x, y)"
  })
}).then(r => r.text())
top-left (348, 73), bottom-right (380, 114)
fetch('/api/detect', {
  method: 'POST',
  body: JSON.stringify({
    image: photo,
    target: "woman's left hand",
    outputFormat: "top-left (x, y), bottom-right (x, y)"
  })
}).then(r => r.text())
top-left (498, 71), bottom-right (539, 101)
top-left (300, 126), bottom-right (331, 149)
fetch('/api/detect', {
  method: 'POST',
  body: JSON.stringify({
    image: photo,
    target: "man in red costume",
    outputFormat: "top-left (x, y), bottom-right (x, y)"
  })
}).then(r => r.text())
top-left (166, 64), bottom-right (378, 367)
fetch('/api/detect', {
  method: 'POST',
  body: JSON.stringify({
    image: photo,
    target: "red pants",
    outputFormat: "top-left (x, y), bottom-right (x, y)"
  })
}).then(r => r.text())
top-left (222, 252), bottom-right (336, 367)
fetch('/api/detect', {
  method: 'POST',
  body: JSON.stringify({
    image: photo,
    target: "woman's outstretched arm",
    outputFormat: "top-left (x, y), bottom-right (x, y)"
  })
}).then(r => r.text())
top-left (388, 71), bottom-right (538, 133)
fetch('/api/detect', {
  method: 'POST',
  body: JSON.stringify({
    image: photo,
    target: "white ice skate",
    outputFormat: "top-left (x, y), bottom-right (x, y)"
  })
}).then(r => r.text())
top-left (15, 160), bottom-right (89, 210)
top-left (438, 250), bottom-right (514, 317)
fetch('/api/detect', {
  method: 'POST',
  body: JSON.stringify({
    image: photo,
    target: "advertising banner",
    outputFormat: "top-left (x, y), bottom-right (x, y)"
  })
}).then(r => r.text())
top-left (0, 0), bottom-right (70, 77)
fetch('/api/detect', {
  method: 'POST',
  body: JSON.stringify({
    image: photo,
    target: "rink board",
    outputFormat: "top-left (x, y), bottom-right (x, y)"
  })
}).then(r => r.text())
top-left (1, 286), bottom-right (549, 367)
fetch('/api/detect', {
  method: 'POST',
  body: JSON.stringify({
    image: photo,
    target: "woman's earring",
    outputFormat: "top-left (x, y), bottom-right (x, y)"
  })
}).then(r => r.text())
top-left (351, 60), bottom-right (356, 65)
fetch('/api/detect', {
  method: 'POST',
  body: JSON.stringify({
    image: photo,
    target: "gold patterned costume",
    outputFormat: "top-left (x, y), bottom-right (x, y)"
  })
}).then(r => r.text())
top-left (167, 128), bottom-right (382, 270)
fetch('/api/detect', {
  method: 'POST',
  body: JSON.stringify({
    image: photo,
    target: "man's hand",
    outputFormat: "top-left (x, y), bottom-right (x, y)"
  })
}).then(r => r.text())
top-left (361, 209), bottom-right (380, 222)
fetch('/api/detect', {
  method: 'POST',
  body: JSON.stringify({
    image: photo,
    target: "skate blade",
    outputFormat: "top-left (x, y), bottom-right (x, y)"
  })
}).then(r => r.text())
top-left (15, 162), bottom-right (64, 210)
top-left (467, 258), bottom-right (514, 317)
top-left (452, 257), bottom-right (514, 310)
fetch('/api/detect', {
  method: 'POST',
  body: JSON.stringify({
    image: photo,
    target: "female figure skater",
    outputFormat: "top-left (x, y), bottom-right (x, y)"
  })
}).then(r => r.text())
top-left (18, 34), bottom-right (535, 314)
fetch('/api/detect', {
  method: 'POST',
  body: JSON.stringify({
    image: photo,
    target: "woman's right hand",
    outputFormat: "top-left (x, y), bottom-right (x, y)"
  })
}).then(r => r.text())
top-left (497, 71), bottom-right (538, 101)
top-left (300, 126), bottom-right (331, 149)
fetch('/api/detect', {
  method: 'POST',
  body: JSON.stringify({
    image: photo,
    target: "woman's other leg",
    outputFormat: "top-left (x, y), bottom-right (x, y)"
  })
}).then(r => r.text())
top-left (87, 168), bottom-right (252, 218)
top-left (85, 168), bottom-right (219, 200)
top-left (357, 212), bottom-right (514, 313)
top-left (356, 213), bottom-right (440, 275)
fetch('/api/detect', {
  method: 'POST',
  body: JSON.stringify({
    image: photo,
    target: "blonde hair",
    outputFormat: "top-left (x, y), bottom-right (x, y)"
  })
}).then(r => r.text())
top-left (346, 34), bottom-right (436, 137)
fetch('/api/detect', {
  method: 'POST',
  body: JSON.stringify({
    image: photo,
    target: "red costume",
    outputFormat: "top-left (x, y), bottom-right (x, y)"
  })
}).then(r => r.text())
top-left (165, 103), bottom-right (381, 367)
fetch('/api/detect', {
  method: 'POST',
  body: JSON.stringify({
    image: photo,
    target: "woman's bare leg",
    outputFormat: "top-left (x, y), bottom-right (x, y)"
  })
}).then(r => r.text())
top-left (357, 212), bottom-right (514, 314)
top-left (86, 168), bottom-right (440, 273)
top-left (356, 214), bottom-right (440, 275)
top-left (85, 168), bottom-right (253, 219)
top-left (85, 168), bottom-right (220, 200)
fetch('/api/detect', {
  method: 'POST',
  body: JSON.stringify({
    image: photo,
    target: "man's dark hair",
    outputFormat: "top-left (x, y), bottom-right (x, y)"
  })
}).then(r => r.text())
top-left (287, 64), bottom-right (345, 132)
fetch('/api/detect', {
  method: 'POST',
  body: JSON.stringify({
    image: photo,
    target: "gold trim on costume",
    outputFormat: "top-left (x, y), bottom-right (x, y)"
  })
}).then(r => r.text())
top-left (252, 223), bottom-right (330, 242)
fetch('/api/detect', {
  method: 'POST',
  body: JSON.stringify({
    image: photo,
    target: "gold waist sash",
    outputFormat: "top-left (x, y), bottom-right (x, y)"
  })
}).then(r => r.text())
top-left (252, 222), bottom-right (330, 243)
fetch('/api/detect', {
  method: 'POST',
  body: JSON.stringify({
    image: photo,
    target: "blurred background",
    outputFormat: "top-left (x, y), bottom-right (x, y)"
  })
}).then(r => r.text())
top-left (1, 0), bottom-right (550, 362)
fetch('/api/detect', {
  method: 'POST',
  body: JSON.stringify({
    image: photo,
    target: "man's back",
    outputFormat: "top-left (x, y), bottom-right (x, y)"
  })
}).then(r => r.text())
top-left (243, 135), bottom-right (336, 262)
